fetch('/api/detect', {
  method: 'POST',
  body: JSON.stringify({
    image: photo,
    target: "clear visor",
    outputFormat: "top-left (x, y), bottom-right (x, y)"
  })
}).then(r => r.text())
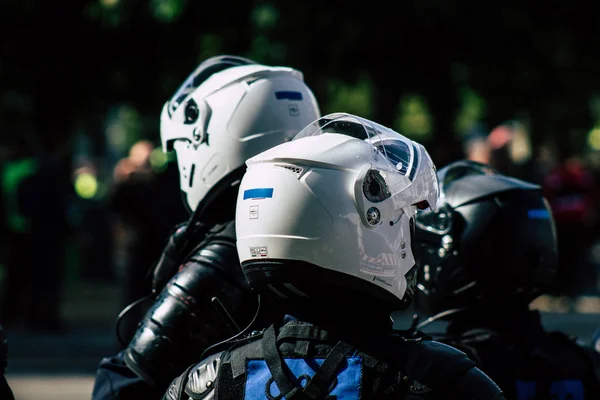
top-left (294, 113), bottom-right (418, 180)
top-left (168, 63), bottom-right (208, 116)
top-left (167, 56), bottom-right (255, 116)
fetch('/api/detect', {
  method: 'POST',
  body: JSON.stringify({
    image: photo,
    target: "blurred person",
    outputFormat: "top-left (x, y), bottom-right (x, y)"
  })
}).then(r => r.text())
top-left (92, 55), bottom-right (321, 399)
top-left (0, 135), bottom-right (37, 327)
top-left (414, 160), bottom-right (600, 399)
top-left (464, 135), bottom-right (491, 164)
top-left (527, 141), bottom-right (559, 185)
top-left (70, 159), bottom-right (113, 282)
top-left (163, 113), bottom-right (504, 400)
top-left (462, 122), bottom-right (492, 165)
top-left (20, 139), bottom-right (72, 331)
top-left (0, 134), bottom-right (69, 331)
top-left (543, 148), bottom-right (600, 298)
top-left (487, 120), bottom-right (536, 182)
top-left (109, 139), bottom-right (187, 311)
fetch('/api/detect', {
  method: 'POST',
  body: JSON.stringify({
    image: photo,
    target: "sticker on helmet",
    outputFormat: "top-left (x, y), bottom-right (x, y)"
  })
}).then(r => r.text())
top-left (244, 188), bottom-right (274, 200)
top-left (372, 276), bottom-right (392, 287)
top-left (249, 205), bottom-right (259, 219)
top-left (288, 104), bottom-right (300, 116)
top-left (250, 246), bottom-right (268, 258)
top-left (275, 91), bottom-right (303, 101)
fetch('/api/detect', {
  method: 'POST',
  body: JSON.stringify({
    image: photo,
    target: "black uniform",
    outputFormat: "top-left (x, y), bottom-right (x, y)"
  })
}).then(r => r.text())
top-left (163, 315), bottom-right (505, 400)
top-left (413, 160), bottom-right (600, 400)
top-left (437, 309), bottom-right (600, 400)
top-left (93, 220), bottom-right (282, 399)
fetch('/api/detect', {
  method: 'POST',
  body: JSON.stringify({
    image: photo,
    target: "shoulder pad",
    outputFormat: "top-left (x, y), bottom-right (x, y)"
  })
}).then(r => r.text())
top-left (403, 339), bottom-right (476, 389)
top-left (163, 353), bottom-right (222, 400)
top-left (200, 220), bottom-right (236, 243)
top-left (184, 352), bottom-right (222, 399)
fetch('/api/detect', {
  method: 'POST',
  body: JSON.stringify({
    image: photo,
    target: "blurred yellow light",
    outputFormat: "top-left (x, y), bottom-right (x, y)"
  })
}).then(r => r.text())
top-left (588, 127), bottom-right (600, 151)
top-left (75, 173), bottom-right (99, 199)
top-left (100, 0), bottom-right (119, 8)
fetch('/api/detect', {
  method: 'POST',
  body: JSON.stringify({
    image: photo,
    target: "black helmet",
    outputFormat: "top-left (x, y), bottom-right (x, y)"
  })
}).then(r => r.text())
top-left (414, 160), bottom-right (558, 314)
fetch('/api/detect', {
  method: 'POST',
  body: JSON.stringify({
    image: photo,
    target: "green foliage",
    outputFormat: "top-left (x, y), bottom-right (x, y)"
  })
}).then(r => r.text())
top-left (6, 0), bottom-right (600, 160)
top-left (454, 87), bottom-right (487, 137)
top-left (393, 95), bottom-right (433, 141)
top-left (197, 34), bottom-right (224, 62)
top-left (151, 0), bottom-right (186, 23)
top-left (251, 3), bottom-right (279, 31)
top-left (247, 35), bottom-right (288, 64)
top-left (325, 76), bottom-right (375, 119)
top-left (84, 0), bottom-right (124, 27)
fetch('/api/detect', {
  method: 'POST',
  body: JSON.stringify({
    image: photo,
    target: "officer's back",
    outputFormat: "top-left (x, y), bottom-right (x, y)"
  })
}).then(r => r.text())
top-left (414, 160), bottom-right (600, 399)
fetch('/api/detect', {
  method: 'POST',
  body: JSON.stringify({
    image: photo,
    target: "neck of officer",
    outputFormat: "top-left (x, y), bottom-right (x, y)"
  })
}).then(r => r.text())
top-left (282, 298), bottom-right (394, 337)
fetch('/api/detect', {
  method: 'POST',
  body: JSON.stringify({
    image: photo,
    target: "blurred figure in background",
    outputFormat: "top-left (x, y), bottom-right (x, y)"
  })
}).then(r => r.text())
top-left (0, 133), bottom-right (70, 331)
top-left (543, 147), bottom-right (600, 298)
top-left (463, 127), bottom-right (491, 165)
top-left (70, 158), bottom-right (113, 282)
top-left (487, 120), bottom-right (536, 182)
top-left (0, 135), bottom-right (37, 327)
top-left (21, 139), bottom-right (72, 331)
top-left (109, 139), bottom-right (186, 312)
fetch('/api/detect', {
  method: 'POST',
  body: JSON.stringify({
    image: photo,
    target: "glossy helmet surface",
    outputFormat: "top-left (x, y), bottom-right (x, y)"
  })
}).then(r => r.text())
top-left (236, 113), bottom-right (439, 311)
top-left (160, 55), bottom-right (321, 213)
top-left (414, 160), bottom-right (558, 314)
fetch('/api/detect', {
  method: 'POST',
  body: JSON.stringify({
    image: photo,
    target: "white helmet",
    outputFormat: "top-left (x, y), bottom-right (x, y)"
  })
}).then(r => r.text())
top-left (236, 113), bottom-right (439, 310)
top-left (160, 55), bottom-right (321, 213)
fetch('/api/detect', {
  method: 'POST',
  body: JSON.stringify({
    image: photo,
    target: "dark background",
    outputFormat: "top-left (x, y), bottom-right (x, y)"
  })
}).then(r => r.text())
top-left (1, 0), bottom-right (600, 397)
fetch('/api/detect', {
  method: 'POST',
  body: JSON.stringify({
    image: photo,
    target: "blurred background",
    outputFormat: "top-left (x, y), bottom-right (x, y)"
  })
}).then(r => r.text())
top-left (2, 0), bottom-right (600, 398)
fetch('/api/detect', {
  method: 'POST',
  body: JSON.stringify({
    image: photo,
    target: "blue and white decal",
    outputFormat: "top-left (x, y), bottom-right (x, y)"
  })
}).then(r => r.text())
top-left (244, 188), bottom-right (274, 200)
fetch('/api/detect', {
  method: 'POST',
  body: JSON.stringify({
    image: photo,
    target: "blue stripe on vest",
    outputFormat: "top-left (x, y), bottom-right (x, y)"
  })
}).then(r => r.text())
top-left (527, 209), bottom-right (550, 219)
top-left (244, 356), bottom-right (362, 400)
top-left (243, 188), bottom-right (274, 200)
top-left (275, 91), bottom-right (303, 101)
top-left (516, 379), bottom-right (584, 400)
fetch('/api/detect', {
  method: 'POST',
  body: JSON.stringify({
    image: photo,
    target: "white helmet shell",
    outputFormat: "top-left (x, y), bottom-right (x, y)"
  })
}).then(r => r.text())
top-left (235, 113), bottom-right (439, 307)
top-left (160, 62), bottom-right (321, 212)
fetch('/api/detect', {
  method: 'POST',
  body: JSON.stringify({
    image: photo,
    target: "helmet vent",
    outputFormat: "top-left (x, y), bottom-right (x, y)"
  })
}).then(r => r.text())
top-left (277, 164), bottom-right (303, 177)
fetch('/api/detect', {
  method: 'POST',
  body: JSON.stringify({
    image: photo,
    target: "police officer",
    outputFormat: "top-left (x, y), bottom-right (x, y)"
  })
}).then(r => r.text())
top-left (163, 114), bottom-right (505, 400)
top-left (92, 55), bottom-right (321, 399)
top-left (413, 160), bottom-right (600, 399)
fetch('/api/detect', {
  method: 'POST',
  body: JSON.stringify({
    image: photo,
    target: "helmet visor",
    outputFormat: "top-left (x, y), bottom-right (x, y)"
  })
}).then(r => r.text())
top-left (293, 113), bottom-right (423, 198)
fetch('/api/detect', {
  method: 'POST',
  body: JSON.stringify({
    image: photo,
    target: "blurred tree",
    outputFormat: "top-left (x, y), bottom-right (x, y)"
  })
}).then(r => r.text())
top-left (2, 0), bottom-right (600, 162)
